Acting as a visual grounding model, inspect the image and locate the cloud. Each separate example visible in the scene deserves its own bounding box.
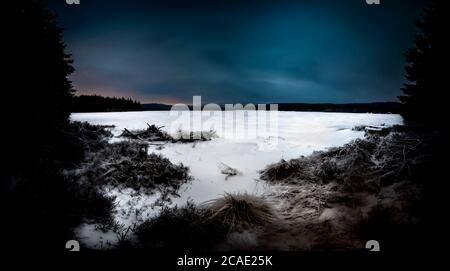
[50,0,426,104]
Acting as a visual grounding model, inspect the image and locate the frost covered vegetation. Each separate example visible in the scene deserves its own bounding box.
[65,140,190,193]
[205,193,277,231]
[48,121,431,251]
[117,126,430,251]
[134,194,278,250]
[4,119,193,248]
[60,122,192,239]
[256,126,430,250]
[134,202,229,250]
[261,127,431,188]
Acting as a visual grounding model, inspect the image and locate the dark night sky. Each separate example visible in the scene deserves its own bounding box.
[49,0,426,104]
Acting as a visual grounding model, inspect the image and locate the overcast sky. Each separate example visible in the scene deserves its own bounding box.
[49,0,426,104]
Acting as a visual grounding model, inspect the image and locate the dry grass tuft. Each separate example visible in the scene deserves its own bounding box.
[204,193,277,230]
[134,202,229,250]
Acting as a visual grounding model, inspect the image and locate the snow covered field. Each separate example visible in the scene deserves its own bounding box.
[71,111,402,248]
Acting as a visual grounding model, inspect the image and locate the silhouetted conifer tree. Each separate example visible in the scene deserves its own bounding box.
[7,0,74,171]
[399,0,445,126]
[3,0,76,251]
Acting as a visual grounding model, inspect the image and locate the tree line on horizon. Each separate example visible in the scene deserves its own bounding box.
[72,94,142,112]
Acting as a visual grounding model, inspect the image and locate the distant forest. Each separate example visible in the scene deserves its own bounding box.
[142,101,401,113]
[71,95,400,113]
[72,95,142,112]
[275,102,401,113]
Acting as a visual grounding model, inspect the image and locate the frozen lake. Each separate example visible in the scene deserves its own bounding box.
[71,110,402,248]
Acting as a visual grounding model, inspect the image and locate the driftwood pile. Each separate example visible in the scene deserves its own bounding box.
[119,123,217,143]
[120,124,171,141]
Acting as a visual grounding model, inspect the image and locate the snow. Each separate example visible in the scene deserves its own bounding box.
[74,223,117,250]
[70,110,403,248]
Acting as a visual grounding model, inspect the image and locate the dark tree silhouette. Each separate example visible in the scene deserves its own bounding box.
[3,0,78,251]
[399,0,445,126]
[398,1,448,254]
[7,0,75,172]
[12,0,74,124]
